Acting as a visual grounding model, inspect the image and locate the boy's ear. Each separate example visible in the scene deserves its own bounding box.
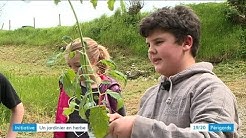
[183,35,193,51]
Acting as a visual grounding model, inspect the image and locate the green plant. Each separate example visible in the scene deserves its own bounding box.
[239,27,246,59]
[226,0,246,25]
[51,0,127,138]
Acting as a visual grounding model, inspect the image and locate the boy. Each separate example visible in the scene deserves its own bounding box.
[108,5,239,138]
[0,73,24,138]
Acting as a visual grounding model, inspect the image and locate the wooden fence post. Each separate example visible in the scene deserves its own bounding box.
[9,20,10,30]
[59,14,61,26]
[33,17,35,28]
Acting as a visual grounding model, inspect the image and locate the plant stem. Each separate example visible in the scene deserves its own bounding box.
[67,0,95,105]
[68,0,84,52]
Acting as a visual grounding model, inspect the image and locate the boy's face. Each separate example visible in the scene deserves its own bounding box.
[146,29,193,77]
[67,51,81,73]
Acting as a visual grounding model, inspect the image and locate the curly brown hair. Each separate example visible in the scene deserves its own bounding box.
[139,5,201,57]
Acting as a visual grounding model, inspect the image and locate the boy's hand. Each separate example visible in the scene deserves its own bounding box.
[108,113,136,138]
[108,113,123,123]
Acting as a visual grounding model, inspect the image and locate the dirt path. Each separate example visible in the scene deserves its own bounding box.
[229,80,246,137]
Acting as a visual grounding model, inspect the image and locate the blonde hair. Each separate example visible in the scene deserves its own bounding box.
[65,37,110,74]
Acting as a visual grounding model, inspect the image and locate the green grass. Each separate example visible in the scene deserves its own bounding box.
[0,71,59,118]
[0,67,61,137]
[191,3,242,61]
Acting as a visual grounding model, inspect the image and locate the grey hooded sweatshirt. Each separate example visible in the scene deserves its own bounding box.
[131,62,239,138]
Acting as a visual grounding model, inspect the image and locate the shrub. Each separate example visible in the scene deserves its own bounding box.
[225,0,246,25]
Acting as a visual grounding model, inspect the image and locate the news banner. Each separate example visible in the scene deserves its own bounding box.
[190,123,234,132]
[13,123,234,133]
[13,123,88,132]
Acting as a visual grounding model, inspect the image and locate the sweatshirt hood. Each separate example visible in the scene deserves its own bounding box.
[159,62,214,84]
[158,62,214,104]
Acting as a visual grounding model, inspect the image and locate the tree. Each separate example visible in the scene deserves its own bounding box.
[128,0,144,15]
[226,0,246,25]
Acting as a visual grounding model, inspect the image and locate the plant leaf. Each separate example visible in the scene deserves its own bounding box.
[120,0,126,13]
[99,59,117,70]
[63,107,74,117]
[108,70,127,86]
[63,99,78,118]
[89,106,109,138]
[106,90,124,110]
[62,35,73,44]
[54,0,61,5]
[69,51,76,59]
[107,0,115,11]
[90,0,98,9]
[69,100,78,108]
[84,79,95,84]
[46,52,63,66]
[61,69,76,97]
[79,98,90,120]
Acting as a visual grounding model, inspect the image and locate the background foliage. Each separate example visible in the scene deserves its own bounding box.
[0,2,245,62]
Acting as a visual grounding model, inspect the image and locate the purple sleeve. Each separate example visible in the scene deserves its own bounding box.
[108,84,126,116]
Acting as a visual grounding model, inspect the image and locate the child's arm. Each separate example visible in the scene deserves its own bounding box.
[6,102,24,138]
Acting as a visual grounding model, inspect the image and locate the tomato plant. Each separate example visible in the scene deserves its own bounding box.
[49,0,127,137]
